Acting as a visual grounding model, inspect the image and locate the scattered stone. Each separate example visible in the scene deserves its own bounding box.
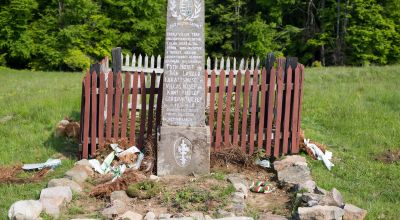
[332,188,344,207]
[273,155,307,172]
[40,186,72,217]
[65,165,93,183]
[214,217,254,220]
[110,191,132,203]
[101,200,128,219]
[277,164,312,186]
[159,213,173,219]
[298,205,345,220]
[232,202,246,214]
[149,175,160,182]
[119,211,143,220]
[227,174,248,198]
[48,178,82,193]
[297,180,316,193]
[205,215,213,220]
[75,159,92,168]
[301,193,325,204]
[259,213,289,220]
[307,200,319,207]
[0,115,13,124]
[343,204,367,220]
[144,211,156,220]
[217,209,236,218]
[8,200,42,220]
[189,212,205,220]
[315,186,329,195]
[232,192,245,203]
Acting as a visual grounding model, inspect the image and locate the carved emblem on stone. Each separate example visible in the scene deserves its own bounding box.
[173,137,192,167]
[169,0,201,21]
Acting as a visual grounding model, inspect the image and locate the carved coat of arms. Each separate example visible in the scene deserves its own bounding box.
[169,0,201,21]
[173,137,193,167]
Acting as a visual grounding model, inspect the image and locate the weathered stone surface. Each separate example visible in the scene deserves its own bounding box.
[75,159,92,168]
[159,213,173,219]
[40,186,72,216]
[297,180,316,193]
[277,164,312,186]
[273,155,307,172]
[259,213,289,220]
[157,125,210,176]
[65,165,93,183]
[144,212,156,220]
[149,175,160,182]
[214,217,253,220]
[110,191,131,204]
[119,211,143,220]
[232,192,245,202]
[204,215,213,220]
[302,192,343,207]
[298,205,345,220]
[315,186,329,195]
[189,212,205,220]
[8,200,42,220]
[227,175,248,198]
[332,188,344,207]
[48,178,82,193]
[343,204,367,220]
[162,0,206,127]
[217,209,235,218]
[101,200,128,219]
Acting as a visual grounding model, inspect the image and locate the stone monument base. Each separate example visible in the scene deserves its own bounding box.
[157,125,210,176]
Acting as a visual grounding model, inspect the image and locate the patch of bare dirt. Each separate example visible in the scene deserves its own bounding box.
[375,149,400,164]
[0,165,51,184]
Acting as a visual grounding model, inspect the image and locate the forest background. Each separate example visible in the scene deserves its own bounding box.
[0,0,399,71]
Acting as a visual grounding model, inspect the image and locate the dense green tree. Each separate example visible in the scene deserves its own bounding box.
[0,0,399,70]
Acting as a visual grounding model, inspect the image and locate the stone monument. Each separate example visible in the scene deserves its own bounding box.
[157,0,210,176]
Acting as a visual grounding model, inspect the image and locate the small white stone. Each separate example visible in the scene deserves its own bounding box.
[8,200,42,220]
[40,186,72,217]
[149,175,160,182]
[144,211,156,220]
[48,178,82,193]
[119,210,143,220]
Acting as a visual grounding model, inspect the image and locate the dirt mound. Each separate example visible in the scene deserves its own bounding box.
[375,149,400,164]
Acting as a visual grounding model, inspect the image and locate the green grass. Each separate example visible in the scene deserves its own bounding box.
[0,68,83,218]
[303,66,400,220]
[0,66,399,219]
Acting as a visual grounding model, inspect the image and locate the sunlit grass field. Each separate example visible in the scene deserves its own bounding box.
[0,65,399,219]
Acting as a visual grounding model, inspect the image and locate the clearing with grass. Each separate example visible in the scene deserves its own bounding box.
[0,66,399,219]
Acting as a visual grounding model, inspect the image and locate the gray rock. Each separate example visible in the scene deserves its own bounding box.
[302,193,325,203]
[189,212,205,220]
[259,213,289,220]
[217,209,235,218]
[101,200,128,219]
[297,180,316,193]
[144,212,156,220]
[214,217,253,220]
[277,164,312,186]
[232,192,245,203]
[119,211,143,220]
[159,213,172,219]
[110,191,131,203]
[315,186,329,195]
[343,204,367,220]
[8,200,42,220]
[332,188,344,207]
[232,202,246,214]
[65,165,93,183]
[169,218,194,220]
[307,200,319,207]
[302,192,342,207]
[227,175,248,198]
[40,186,72,217]
[273,155,307,172]
[204,215,213,220]
[149,175,160,182]
[298,205,345,220]
[75,159,92,168]
[48,178,82,193]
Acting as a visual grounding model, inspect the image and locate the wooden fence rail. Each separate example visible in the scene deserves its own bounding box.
[80,58,304,159]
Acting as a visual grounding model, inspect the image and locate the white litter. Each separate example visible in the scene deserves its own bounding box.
[22,158,62,170]
[88,144,144,181]
[255,158,271,168]
[304,139,334,170]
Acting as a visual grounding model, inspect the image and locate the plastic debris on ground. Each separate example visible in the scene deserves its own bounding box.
[89,144,144,181]
[304,139,334,170]
[250,180,273,194]
[22,158,61,170]
[255,158,271,168]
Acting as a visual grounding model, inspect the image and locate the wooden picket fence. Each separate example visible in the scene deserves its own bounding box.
[79,57,304,159]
